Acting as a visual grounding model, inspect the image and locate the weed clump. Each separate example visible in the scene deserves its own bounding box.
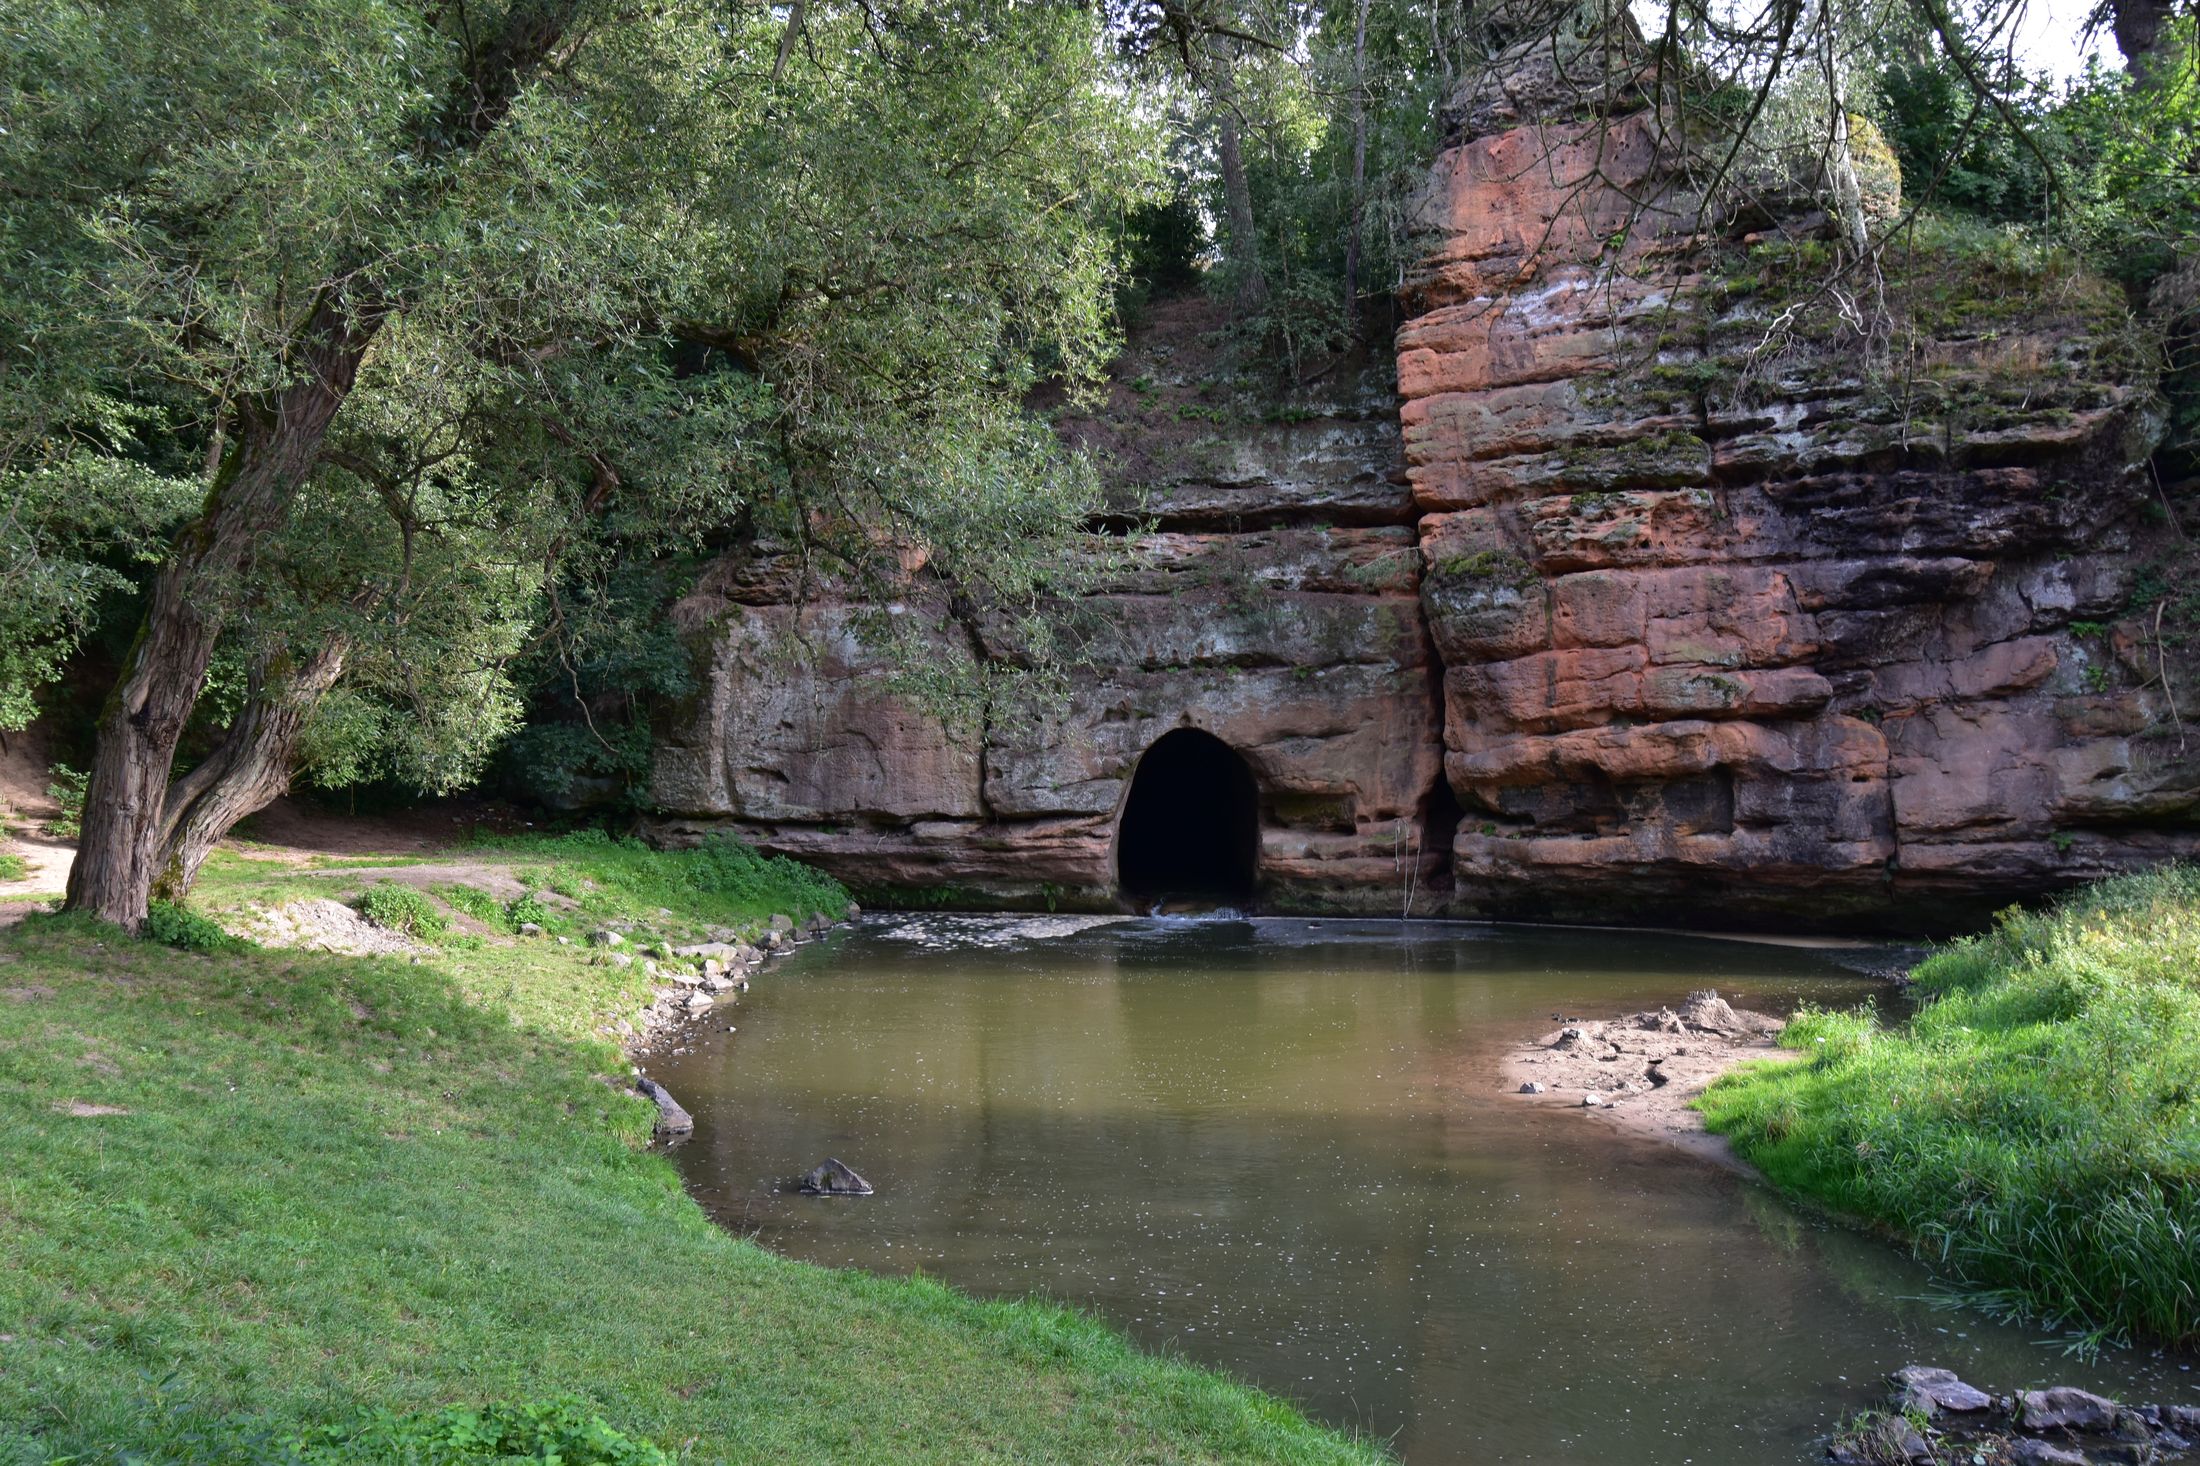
[43,764,86,840]
[143,899,248,954]
[297,1397,671,1464]
[353,882,449,941]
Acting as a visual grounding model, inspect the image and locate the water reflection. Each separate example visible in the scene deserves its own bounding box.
[655,916,2191,1464]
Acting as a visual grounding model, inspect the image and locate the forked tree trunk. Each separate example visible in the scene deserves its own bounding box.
[64,0,581,930]
[68,370,369,928]
[150,640,349,903]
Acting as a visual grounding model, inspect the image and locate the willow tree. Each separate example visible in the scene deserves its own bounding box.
[0,0,1155,927]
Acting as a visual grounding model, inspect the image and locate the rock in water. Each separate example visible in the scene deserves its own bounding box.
[2018,1387,2118,1433]
[1892,1366,1993,1416]
[635,1076,692,1134]
[801,1158,873,1196]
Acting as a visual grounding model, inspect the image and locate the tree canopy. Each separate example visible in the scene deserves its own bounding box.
[1,0,1159,921]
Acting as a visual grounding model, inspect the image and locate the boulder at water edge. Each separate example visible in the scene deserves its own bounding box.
[636,1076,692,1134]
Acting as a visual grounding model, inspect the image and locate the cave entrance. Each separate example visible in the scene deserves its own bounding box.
[1116,728,1260,908]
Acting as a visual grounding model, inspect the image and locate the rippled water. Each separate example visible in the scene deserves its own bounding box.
[653,915,2191,1463]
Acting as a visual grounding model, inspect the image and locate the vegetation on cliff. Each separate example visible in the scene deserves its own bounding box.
[1701,867,2200,1348]
[0,842,1383,1465]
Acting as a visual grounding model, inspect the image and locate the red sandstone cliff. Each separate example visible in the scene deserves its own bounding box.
[1399,37,2198,923]
[650,58,2197,927]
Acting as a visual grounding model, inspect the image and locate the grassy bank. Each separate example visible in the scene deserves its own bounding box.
[0,844,1383,1463]
[1700,866,2200,1348]
[187,831,850,1045]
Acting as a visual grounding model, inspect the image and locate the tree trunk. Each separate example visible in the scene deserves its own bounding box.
[2110,0,2174,73]
[1343,0,1372,334]
[1209,46,1268,314]
[64,0,581,930]
[68,373,368,928]
[1817,15,1871,261]
[1825,106,1872,258]
[150,640,348,903]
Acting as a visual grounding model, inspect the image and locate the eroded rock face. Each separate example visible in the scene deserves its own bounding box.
[653,72,2196,927]
[1394,50,2199,926]
[651,298,1449,914]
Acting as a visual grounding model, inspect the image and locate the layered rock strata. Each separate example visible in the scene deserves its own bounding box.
[651,299,1448,913]
[1398,41,2199,923]
[654,69,2198,926]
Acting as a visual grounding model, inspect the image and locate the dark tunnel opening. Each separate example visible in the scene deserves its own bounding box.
[1116,728,1260,907]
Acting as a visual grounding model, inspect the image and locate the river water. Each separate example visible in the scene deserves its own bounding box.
[653,915,2190,1463]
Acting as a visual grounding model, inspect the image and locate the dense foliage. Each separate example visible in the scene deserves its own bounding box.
[1701,867,2200,1348]
[0,0,1163,921]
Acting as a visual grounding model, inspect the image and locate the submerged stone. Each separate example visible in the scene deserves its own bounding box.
[801,1157,873,1196]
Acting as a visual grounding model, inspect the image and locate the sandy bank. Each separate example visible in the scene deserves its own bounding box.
[1501,989,1801,1172]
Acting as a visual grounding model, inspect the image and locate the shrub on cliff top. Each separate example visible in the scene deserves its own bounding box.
[1701,866,2200,1348]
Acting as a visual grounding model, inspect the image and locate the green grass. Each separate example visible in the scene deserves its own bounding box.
[472,830,849,930]
[354,881,451,940]
[0,871,1382,1464]
[1700,866,2200,1349]
[0,851,26,883]
[185,832,849,1046]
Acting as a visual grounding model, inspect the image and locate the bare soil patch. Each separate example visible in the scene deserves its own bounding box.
[235,794,532,860]
[0,725,75,924]
[1501,990,1799,1172]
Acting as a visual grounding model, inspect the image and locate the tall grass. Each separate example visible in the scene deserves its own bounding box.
[1700,866,2200,1348]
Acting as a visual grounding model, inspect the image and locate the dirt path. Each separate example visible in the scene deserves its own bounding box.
[0,729,72,925]
[1500,990,1801,1173]
[234,794,532,860]
[0,738,538,926]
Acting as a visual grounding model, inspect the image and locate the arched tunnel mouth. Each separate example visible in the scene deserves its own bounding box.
[1116,728,1259,908]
